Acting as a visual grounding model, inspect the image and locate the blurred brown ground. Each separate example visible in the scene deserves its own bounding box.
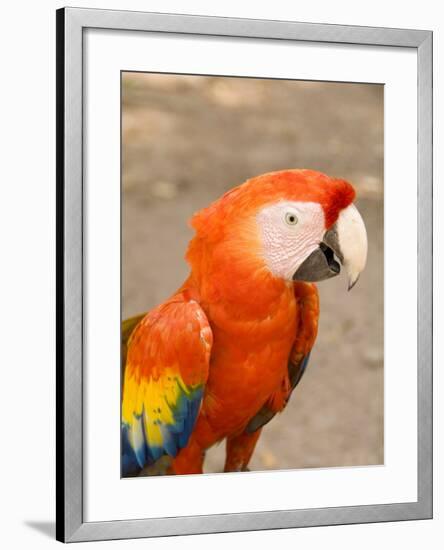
[122,73,384,473]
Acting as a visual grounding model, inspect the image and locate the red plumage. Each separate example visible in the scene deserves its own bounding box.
[122,169,356,474]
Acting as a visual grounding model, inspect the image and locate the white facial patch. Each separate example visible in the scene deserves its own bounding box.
[256,201,326,281]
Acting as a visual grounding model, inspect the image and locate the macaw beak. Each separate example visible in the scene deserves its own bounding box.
[292,203,368,290]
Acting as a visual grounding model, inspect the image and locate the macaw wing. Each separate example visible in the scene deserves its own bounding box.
[245,282,319,434]
[244,352,311,434]
[288,351,311,389]
[121,296,213,476]
[121,312,146,375]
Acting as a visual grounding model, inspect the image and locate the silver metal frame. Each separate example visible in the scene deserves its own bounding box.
[56,6,433,543]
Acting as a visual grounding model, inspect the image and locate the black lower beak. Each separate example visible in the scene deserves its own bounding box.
[292,243,341,282]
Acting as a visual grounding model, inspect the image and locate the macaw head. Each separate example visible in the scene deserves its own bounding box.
[189,169,367,290]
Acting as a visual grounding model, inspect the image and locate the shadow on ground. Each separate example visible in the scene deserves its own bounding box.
[24,521,55,539]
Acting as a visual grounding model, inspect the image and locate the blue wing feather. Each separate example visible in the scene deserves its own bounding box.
[121,386,204,476]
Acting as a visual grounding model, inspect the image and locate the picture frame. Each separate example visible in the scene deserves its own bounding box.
[56,6,433,543]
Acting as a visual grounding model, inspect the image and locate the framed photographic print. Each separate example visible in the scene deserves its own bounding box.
[56,7,433,543]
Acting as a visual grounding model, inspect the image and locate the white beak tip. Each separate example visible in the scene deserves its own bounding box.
[347,274,360,291]
[335,203,368,292]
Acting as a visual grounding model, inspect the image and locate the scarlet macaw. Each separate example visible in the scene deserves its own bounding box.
[121,169,367,475]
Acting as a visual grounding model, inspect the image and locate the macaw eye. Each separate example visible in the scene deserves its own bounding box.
[285,212,298,226]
